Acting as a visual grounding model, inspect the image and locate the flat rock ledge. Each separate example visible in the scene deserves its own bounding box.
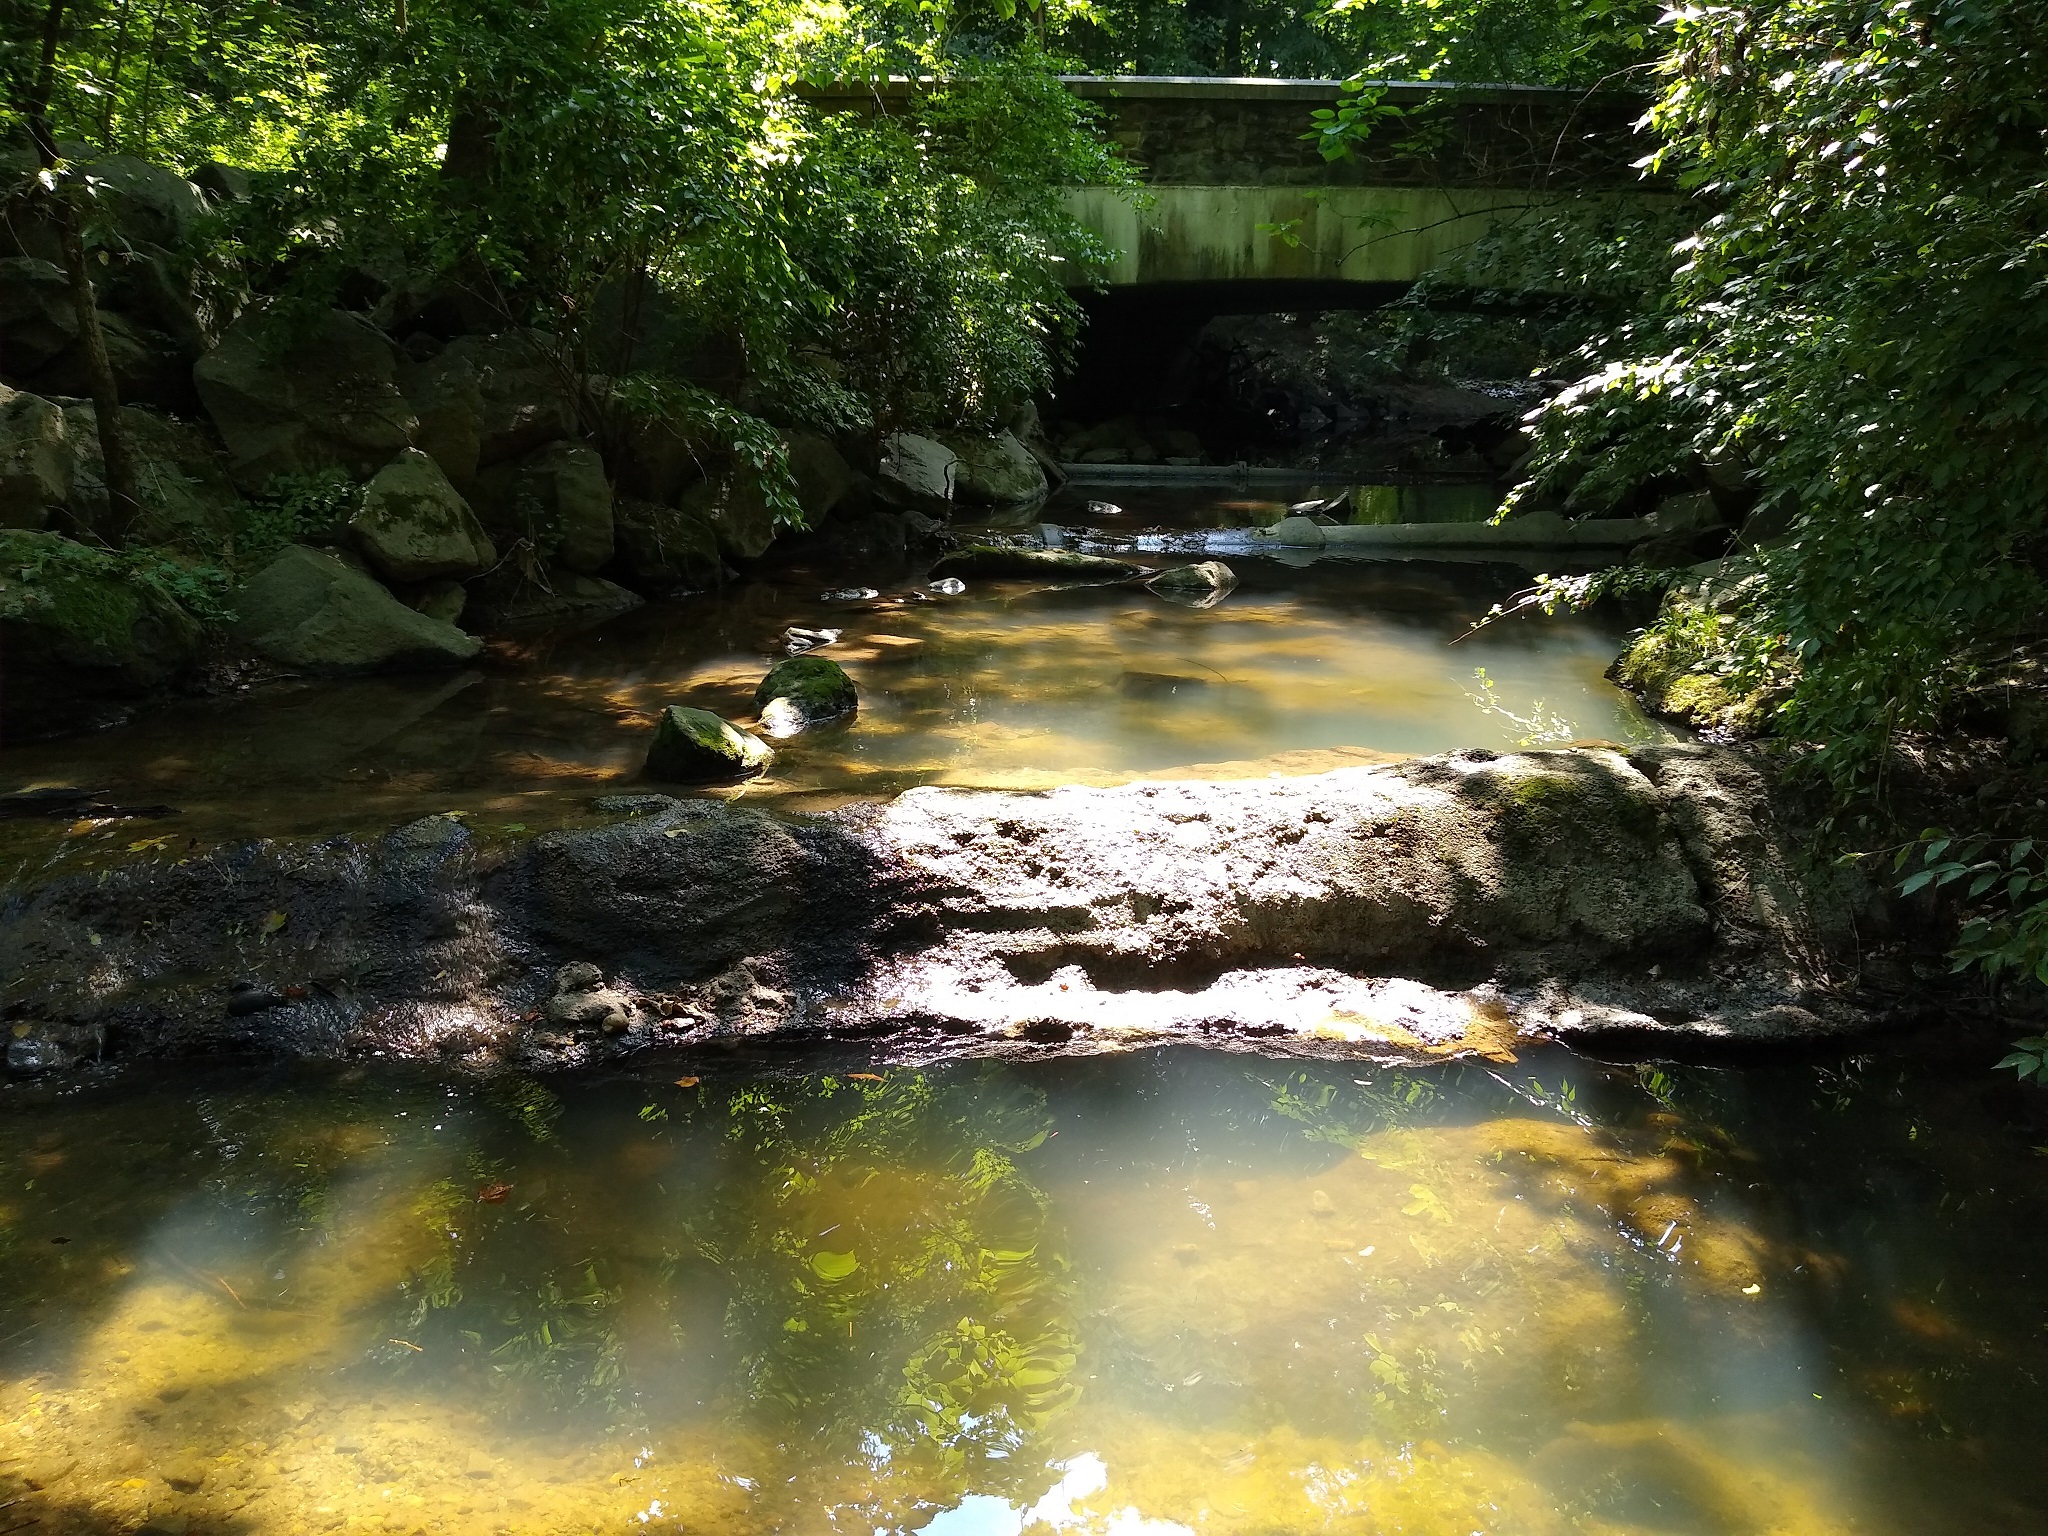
[0,745,1891,1073]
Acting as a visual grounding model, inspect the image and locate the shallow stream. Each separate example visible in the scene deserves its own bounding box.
[2,487,1665,853]
[2,1041,2043,1535]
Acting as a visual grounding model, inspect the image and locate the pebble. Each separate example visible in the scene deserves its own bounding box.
[928,578,966,595]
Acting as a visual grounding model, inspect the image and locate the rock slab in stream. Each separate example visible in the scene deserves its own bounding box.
[0,745,1885,1070]
[233,544,481,674]
[929,544,1143,581]
[755,655,857,737]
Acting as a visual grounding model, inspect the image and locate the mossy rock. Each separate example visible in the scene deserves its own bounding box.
[232,543,479,674]
[644,705,773,783]
[929,544,1142,581]
[754,654,857,738]
[0,528,204,733]
[1613,594,1773,732]
[347,448,496,582]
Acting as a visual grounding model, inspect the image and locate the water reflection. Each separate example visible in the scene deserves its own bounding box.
[2,1045,2044,1533]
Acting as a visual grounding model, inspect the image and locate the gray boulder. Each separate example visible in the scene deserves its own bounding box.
[786,430,853,522]
[644,705,774,783]
[0,258,77,375]
[194,307,418,490]
[348,448,496,583]
[61,402,240,552]
[422,332,581,468]
[755,655,857,738]
[0,386,70,529]
[1646,491,1724,536]
[233,544,480,674]
[877,432,957,514]
[678,469,776,560]
[942,430,1047,507]
[466,565,643,631]
[613,496,726,594]
[472,439,613,573]
[396,346,487,490]
[1146,560,1238,609]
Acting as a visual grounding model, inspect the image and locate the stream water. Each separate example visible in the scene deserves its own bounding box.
[1,486,1666,854]
[2,1041,2043,1536]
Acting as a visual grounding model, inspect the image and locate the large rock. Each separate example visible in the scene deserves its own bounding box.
[929,544,1142,581]
[678,469,776,561]
[785,430,853,523]
[472,440,613,574]
[612,496,725,595]
[0,528,204,730]
[941,430,1047,507]
[466,565,643,632]
[60,402,240,551]
[877,432,957,514]
[754,655,856,737]
[395,346,486,490]
[348,448,496,583]
[0,257,77,375]
[195,307,418,490]
[644,705,773,783]
[232,544,479,674]
[0,386,70,529]
[417,332,581,469]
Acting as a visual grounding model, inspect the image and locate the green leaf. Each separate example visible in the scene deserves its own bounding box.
[809,1250,859,1281]
[1900,870,1934,895]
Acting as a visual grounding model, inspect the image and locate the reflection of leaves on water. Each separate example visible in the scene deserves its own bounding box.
[1264,1069,1441,1149]
[681,1067,1081,1478]
[490,1074,563,1144]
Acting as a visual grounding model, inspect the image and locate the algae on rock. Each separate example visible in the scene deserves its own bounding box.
[645,705,773,782]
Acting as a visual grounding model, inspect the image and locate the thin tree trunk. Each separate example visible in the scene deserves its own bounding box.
[29,0,142,545]
[131,0,171,160]
[100,0,136,148]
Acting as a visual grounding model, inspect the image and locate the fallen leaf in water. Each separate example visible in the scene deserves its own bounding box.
[848,1072,884,1082]
[674,1076,700,1088]
[501,823,528,833]
[260,910,288,936]
[127,836,170,853]
[476,1183,513,1204]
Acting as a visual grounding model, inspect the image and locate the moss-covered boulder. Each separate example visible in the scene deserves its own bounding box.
[939,430,1047,507]
[754,654,857,738]
[0,386,70,530]
[929,544,1142,582]
[0,529,205,732]
[348,448,496,583]
[233,544,479,674]
[472,439,614,574]
[644,705,774,783]
[59,401,241,553]
[678,469,776,561]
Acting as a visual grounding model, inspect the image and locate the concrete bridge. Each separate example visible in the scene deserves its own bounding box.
[809,76,1647,288]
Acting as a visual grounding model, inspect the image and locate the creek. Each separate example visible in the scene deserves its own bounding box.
[1,1040,2042,1535]
[0,485,1664,856]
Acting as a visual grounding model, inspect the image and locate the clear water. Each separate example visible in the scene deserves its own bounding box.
[2,1043,2044,1535]
[0,488,1665,852]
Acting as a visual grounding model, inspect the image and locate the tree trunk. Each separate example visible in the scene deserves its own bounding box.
[29,0,142,546]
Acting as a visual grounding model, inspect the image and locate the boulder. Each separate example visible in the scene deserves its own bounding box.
[678,469,776,561]
[0,386,70,529]
[61,402,240,552]
[76,156,210,250]
[396,345,486,490]
[929,544,1143,581]
[409,578,468,627]
[420,332,581,469]
[0,257,77,375]
[612,497,725,594]
[877,432,957,514]
[194,307,418,490]
[644,705,774,783]
[472,439,613,573]
[348,448,496,583]
[189,161,253,202]
[0,529,205,729]
[1645,491,1724,536]
[786,429,853,522]
[1146,560,1238,609]
[466,565,643,631]
[33,307,197,410]
[1256,515,1327,547]
[754,655,857,738]
[941,430,1047,507]
[232,544,480,674]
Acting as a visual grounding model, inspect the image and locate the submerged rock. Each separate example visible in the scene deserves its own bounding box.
[1147,560,1238,608]
[754,655,857,737]
[644,705,773,783]
[348,448,497,582]
[233,544,480,674]
[929,544,1142,581]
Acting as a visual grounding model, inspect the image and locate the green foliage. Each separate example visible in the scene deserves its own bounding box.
[2,525,230,632]
[233,470,355,575]
[1896,833,2048,989]
[1995,1038,2048,1085]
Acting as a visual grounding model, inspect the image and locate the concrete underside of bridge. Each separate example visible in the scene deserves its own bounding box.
[1067,184,1569,286]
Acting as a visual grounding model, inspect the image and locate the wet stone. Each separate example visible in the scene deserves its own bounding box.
[643,705,773,783]
[754,655,857,739]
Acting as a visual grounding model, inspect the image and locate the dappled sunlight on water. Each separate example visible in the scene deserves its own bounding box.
[2,1047,2044,1534]
[0,534,1664,858]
